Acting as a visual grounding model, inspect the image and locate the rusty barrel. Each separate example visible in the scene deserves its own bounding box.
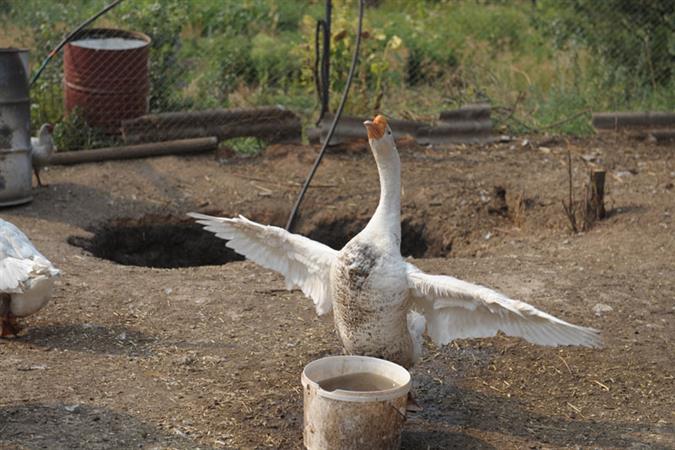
[0,48,32,207]
[64,28,151,134]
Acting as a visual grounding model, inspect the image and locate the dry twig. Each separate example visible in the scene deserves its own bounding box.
[562,148,579,233]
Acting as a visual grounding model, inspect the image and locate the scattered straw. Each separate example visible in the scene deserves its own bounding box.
[557,354,573,375]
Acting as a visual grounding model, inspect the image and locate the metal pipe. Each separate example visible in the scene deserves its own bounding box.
[49,137,218,165]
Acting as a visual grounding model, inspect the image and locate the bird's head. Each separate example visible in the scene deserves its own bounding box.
[40,123,54,136]
[363,114,396,156]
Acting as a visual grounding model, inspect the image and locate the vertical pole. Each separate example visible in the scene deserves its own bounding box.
[320,0,332,120]
[588,169,606,220]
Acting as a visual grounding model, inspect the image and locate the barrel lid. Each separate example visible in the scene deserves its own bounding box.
[67,28,151,50]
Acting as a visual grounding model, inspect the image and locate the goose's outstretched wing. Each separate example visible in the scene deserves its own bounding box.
[188,213,337,315]
[0,219,60,293]
[406,263,601,348]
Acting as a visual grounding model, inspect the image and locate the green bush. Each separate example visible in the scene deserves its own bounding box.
[537,0,674,89]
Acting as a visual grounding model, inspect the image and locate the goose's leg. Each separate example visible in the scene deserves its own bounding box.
[0,294,19,337]
[1,314,19,337]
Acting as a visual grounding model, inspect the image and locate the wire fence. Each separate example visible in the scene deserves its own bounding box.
[1,0,672,151]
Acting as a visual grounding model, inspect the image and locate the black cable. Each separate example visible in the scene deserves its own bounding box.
[285,0,365,231]
[30,0,125,88]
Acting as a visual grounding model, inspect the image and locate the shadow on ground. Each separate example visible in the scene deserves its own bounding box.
[402,430,496,449]
[0,403,216,450]
[20,323,155,356]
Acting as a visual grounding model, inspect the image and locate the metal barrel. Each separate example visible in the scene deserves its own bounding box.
[64,28,151,134]
[0,48,32,207]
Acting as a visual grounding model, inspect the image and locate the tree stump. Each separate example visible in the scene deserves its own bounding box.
[584,169,606,229]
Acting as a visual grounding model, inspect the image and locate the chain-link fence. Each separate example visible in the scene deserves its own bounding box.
[1,0,672,151]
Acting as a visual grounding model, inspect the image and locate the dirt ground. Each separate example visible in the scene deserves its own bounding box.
[0,133,673,449]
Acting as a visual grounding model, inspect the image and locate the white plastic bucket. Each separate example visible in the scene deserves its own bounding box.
[301,355,411,450]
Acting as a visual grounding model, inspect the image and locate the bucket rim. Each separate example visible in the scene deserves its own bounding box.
[67,28,151,48]
[302,355,411,402]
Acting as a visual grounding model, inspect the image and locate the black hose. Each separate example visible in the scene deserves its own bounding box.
[313,20,325,108]
[30,0,125,88]
[285,0,365,231]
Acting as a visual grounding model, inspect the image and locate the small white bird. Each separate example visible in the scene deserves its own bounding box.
[31,123,55,187]
[190,115,601,369]
[0,219,60,337]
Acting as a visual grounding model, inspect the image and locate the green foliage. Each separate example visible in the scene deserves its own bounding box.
[1,0,672,140]
[224,136,267,155]
[251,32,303,87]
[53,107,119,151]
[537,0,674,89]
[118,0,189,112]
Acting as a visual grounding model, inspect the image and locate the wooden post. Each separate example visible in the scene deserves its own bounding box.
[585,169,606,228]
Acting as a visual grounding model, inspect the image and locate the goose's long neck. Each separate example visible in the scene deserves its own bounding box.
[366,147,401,244]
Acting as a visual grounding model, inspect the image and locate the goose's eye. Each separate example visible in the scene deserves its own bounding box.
[387,129,392,135]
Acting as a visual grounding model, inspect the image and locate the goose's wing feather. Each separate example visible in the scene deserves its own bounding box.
[188,213,337,315]
[0,219,60,293]
[406,263,601,348]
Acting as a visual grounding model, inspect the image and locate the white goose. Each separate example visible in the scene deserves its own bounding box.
[0,219,60,336]
[189,115,600,368]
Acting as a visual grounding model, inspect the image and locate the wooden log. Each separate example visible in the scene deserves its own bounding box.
[121,106,302,144]
[439,104,491,122]
[123,117,301,144]
[121,106,295,128]
[416,120,495,145]
[317,114,426,145]
[592,112,675,129]
[316,111,494,145]
[648,129,675,142]
[626,128,675,142]
[50,137,218,166]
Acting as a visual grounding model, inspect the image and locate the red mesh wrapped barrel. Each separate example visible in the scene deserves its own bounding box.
[64,28,151,134]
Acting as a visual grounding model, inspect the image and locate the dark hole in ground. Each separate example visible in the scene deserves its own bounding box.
[69,210,450,269]
[68,215,243,268]
[305,217,368,251]
[305,216,442,257]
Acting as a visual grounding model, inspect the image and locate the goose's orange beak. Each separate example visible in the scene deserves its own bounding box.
[364,115,387,140]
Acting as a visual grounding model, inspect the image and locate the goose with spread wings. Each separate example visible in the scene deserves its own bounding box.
[189,115,600,368]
